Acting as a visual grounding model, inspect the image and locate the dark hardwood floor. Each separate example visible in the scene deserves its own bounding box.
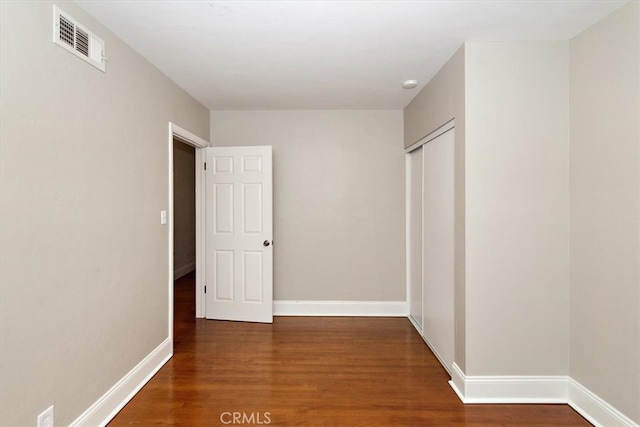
[109,272,589,426]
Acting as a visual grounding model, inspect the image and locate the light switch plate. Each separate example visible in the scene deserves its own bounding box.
[161,210,167,225]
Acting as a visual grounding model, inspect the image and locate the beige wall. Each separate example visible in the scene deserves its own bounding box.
[403,46,467,370]
[0,2,209,425]
[404,47,465,149]
[173,141,196,278]
[569,1,640,422]
[210,110,405,301]
[464,42,570,375]
[406,42,570,378]
[406,11,638,422]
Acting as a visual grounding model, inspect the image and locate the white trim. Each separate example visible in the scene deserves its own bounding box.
[174,261,196,280]
[169,123,209,149]
[273,300,408,317]
[405,153,412,328]
[405,118,455,153]
[447,363,567,404]
[168,123,210,330]
[448,365,639,425]
[195,148,206,318]
[168,127,174,347]
[568,378,639,427]
[420,145,425,335]
[69,338,172,427]
[449,363,467,401]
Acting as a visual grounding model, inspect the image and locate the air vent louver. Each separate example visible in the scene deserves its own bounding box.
[75,28,89,57]
[53,6,105,72]
[59,14,74,46]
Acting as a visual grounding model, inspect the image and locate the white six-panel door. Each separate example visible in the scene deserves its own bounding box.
[204,146,273,323]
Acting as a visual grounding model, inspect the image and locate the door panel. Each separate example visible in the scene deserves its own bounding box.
[422,129,454,372]
[214,184,233,233]
[243,251,263,302]
[408,147,423,330]
[205,146,273,323]
[214,250,234,301]
[243,183,262,233]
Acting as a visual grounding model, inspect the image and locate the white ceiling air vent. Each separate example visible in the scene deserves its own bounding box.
[53,6,106,72]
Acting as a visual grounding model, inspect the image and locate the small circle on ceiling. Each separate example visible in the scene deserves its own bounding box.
[402,80,418,89]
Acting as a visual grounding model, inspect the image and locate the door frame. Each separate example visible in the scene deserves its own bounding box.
[405,118,455,373]
[168,122,209,346]
[405,118,455,325]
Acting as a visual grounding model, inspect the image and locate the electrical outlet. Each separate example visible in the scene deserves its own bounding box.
[37,405,54,427]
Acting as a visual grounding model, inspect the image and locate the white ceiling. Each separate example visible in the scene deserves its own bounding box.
[76,0,627,110]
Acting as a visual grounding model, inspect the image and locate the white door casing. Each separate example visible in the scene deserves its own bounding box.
[168,122,209,343]
[205,146,273,323]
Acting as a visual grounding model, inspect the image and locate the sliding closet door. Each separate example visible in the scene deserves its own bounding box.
[408,147,423,330]
[422,128,454,373]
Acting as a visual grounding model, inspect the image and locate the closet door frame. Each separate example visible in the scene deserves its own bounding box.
[405,119,455,374]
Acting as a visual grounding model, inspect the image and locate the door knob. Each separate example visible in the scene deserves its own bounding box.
[263,240,270,247]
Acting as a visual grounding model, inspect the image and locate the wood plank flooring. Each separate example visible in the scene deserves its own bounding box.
[109,272,589,426]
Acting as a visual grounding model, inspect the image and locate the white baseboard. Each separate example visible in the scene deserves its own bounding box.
[174,262,195,280]
[70,338,172,427]
[568,378,639,427]
[273,300,408,317]
[448,364,639,425]
[448,363,567,404]
[449,362,467,401]
[65,326,639,427]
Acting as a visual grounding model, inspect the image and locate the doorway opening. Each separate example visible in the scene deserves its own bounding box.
[173,139,196,346]
[167,122,209,352]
